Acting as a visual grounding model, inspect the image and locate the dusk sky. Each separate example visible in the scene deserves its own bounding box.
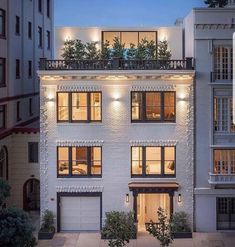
[55,0,206,27]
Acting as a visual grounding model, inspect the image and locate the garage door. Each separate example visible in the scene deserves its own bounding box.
[60,196,100,231]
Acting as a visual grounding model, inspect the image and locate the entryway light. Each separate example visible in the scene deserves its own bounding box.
[178,194,182,203]
[126,193,130,203]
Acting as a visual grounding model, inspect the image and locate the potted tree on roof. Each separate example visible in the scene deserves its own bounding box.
[38,210,55,240]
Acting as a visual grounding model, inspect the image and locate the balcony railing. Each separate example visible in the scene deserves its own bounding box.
[39,57,194,71]
[210,72,233,82]
[209,173,235,184]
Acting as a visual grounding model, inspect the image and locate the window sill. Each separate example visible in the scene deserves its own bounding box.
[130,177,177,180]
[57,177,103,181]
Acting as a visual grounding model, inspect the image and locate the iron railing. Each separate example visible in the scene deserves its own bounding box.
[210,72,233,82]
[39,57,194,71]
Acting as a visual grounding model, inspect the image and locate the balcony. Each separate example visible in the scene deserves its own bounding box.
[209,173,235,185]
[39,57,194,71]
[210,72,233,83]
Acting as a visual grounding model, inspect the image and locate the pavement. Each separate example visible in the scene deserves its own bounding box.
[37,232,235,247]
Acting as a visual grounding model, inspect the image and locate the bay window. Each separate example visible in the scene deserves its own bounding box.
[57,146,102,177]
[57,92,102,122]
[131,146,175,177]
[214,149,235,175]
[131,91,175,122]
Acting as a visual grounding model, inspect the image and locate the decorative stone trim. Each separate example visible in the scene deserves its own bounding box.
[56,186,104,193]
[195,24,235,29]
[57,140,104,146]
[131,85,176,91]
[57,85,101,92]
[130,140,178,146]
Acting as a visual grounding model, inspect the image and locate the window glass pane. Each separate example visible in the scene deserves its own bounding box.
[91,147,101,175]
[132,147,142,175]
[58,147,69,175]
[91,92,101,121]
[146,93,161,120]
[72,93,88,120]
[164,92,175,121]
[146,147,161,174]
[231,150,235,174]
[72,147,88,175]
[103,32,120,47]
[122,32,138,48]
[0,58,5,85]
[58,93,69,121]
[139,32,156,43]
[214,150,228,174]
[0,10,4,36]
[28,142,38,163]
[164,147,175,175]
[132,92,142,120]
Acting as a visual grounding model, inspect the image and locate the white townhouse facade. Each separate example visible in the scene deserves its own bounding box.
[0,0,53,210]
[39,27,195,232]
[184,3,235,232]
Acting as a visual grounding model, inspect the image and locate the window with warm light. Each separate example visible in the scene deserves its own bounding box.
[131,92,175,122]
[57,92,102,122]
[57,146,102,177]
[131,146,175,177]
[213,149,235,175]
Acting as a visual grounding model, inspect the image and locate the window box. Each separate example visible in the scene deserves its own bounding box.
[38,228,55,240]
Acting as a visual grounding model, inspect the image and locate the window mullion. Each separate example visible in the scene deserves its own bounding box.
[87,93,91,122]
[88,147,91,176]
[161,147,164,175]
[69,147,72,177]
[161,92,164,121]
[143,93,146,121]
[143,147,146,176]
[69,93,72,122]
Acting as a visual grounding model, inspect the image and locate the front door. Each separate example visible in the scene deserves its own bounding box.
[137,193,170,231]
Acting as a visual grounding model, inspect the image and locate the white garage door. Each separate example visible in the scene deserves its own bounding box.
[60,196,100,231]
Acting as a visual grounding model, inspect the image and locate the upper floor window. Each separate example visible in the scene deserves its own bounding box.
[57,92,102,122]
[131,146,175,177]
[0,9,6,38]
[0,58,6,86]
[15,59,20,79]
[57,146,102,177]
[38,26,42,48]
[0,105,6,129]
[214,149,235,175]
[46,30,50,49]
[214,46,233,81]
[28,60,32,78]
[131,91,175,122]
[28,142,38,163]
[29,98,33,116]
[102,31,157,48]
[28,21,32,39]
[47,0,50,18]
[214,96,235,133]
[38,0,42,13]
[15,16,20,35]
[16,101,21,121]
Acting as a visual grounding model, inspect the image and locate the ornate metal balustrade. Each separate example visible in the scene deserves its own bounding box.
[209,173,235,184]
[39,57,194,71]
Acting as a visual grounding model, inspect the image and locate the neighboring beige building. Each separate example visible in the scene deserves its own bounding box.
[0,0,53,210]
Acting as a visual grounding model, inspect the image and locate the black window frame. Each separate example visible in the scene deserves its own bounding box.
[131,146,176,178]
[15,59,20,79]
[16,101,21,121]
[38,0,42,13]
[57,91,102,123]
[57,146,102,178]
[131,91,176,123]
[46,0,50,18]
[29,98,33,116]
[0,105,6,129]
[15,15,20,35]
[28,60,32,78]
[217,197,235,230]
[28,142,39,163]
[28,21,32,39]
[46,30,50,50]
[0,58,6,87]
[0,9,6,38]
[38,26,42,48]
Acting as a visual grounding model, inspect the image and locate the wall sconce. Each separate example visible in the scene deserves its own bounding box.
[178,194,182,203]
[178,93,187,101]
[125,193,130,203]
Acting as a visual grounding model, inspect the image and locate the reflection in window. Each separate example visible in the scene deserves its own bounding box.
[58,93,69,121]
[164,147,175,175]
[72,93,88,121]
[146,147,161,174]
[131,147,143,175]
[58,147,69,175]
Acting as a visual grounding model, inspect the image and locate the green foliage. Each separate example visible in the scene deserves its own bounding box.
[101,211,136,247]
[61,39,76,60]
[146,207,173,247]
[101,40,111,59]
[171,211,191,233]
[0,207,36,247]
[40,210,55,232]
[126,43,137,60]
[204,0,228,7]
[157,40,172,60]
[111,37,126,58]
[85,41,100,60]
[135,39,148,59]
[0,178,11,206]
[74,39,86,60]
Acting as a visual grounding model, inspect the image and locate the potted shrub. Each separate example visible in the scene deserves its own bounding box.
[101,211,137,247]
[171,211,192,238]
[38,210,55,240]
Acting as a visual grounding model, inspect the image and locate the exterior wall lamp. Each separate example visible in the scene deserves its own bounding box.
[178,193,182,203]
[126,193,130,203]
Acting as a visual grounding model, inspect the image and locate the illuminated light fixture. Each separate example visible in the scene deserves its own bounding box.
[125,193,130,203]
[178,92,187,101]
[106,75,127,80]
[178,194,182,203]
[47,93,55,102]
